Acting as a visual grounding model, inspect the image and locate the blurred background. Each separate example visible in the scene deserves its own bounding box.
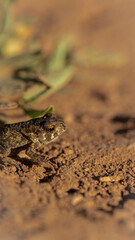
[1,0,135,120]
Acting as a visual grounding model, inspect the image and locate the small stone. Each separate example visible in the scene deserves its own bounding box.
[99,176,121,182]
[64,148,74,155]
[71,194,83,206]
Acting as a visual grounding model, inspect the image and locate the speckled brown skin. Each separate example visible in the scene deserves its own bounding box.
[0,113,66,168]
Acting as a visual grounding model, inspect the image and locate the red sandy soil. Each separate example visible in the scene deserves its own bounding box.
[0,0,135,239]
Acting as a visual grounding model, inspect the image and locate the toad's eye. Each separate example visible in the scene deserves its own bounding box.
[46,126,55,132]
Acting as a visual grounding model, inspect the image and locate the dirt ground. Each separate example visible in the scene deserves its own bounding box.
[0,0,135,239]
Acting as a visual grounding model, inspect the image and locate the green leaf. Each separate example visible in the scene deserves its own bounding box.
[47,38,72,72]
[22,65,74,103]
[74,47,126,68]
[21,105,54,118]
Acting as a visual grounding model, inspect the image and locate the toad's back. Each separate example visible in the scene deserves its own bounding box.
[0,113,66,156]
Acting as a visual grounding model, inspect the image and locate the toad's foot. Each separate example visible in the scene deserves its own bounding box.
[26,147,57,173]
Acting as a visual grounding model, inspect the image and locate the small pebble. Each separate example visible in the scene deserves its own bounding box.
[99,176,121,182]
[71,194,83,206]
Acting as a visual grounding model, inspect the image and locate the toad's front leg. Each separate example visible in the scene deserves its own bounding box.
[26,142,56,172]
